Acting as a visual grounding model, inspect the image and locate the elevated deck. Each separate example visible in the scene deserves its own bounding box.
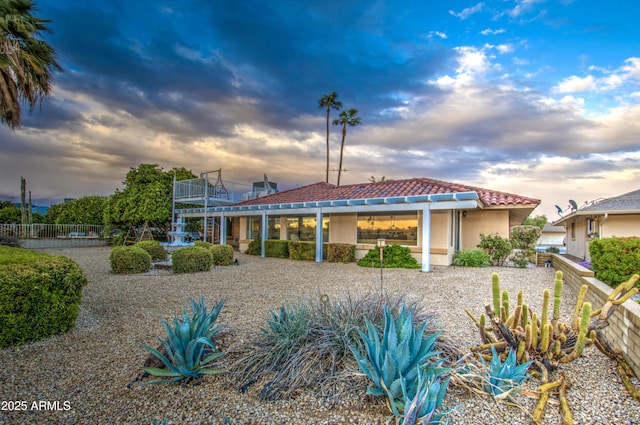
[174,172,236,206]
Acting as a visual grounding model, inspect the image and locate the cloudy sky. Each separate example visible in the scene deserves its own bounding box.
[1,0,638,219]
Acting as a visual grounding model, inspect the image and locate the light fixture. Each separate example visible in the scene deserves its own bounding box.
[462,211,468,218]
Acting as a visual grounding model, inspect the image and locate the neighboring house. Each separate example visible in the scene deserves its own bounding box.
[535,223,566,253]
[175,177,539,271]
[553,188,640,260]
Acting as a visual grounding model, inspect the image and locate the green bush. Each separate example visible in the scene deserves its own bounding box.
[357,244,420,269]
[453,249,490,267]
[194,240,212,249]
[246,237,261,255]
[589,237,640,288]
[288,241,316,261]
[211,244,234,266]
[171,246,213,273]
[510,250,531,268]
[110,246,152,274]
[265,240,289,258]
[326,243,356,263]
[478,233,512,266]
[135,240,166,261]
[510,225,541,250]
[0,247,88,348]
[546,246,560,253]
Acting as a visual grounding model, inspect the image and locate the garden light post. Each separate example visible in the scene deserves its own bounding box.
[377,238,386,296]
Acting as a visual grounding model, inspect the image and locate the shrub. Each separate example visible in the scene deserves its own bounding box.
[288,241,315,261]
[510,250,531,268]
[110,246,151,274]
[135,240,166,261]
[0,247,88,348]
[478,233,512,266]
[453,249,490,267]
[326,243,356,263]
[211,244,234,266]
[264,240,289,258]
[510,225,541,250]
[194,240,212,249]
[0,233,20,247]
[143,297,225,385]
[246,237,261,255]
[171,246,212,273]
[230,293,457,401]
[589,237,640,288]
[357,244,420,269]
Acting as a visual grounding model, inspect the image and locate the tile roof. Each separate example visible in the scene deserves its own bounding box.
[235,177,540,208]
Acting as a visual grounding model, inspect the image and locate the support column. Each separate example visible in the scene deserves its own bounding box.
[261,211,267,258]
[421,206,431,272]
[315,210,323,263]
[220,213,227,245]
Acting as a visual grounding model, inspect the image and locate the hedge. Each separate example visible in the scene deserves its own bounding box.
[289,241,316,261]
[171,246,213,273]
[357,244,420,269]
[326,243,356,263]
[589,237,640,288]
[265,240,289,258]
[0,247,88,348]
[110,246,152,274]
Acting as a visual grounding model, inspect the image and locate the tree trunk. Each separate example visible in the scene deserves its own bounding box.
[337,125,346,187]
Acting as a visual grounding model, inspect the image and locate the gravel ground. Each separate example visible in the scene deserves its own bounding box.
[1,247,638,425]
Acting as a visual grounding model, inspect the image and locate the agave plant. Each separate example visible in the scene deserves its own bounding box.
[483,345,532,398]
[350,306,448,417]
[143,297,225,385]
[401,368,451,425]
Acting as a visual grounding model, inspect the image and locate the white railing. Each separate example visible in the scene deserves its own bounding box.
[0,224,106,239]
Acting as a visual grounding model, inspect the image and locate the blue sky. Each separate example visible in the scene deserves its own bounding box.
[1,0,638,219]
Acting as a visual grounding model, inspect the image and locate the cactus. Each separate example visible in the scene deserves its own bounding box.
[492,273,501,316]
[552,272,563,327]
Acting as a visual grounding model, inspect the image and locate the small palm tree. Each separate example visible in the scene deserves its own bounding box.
[0,0,62,129]
[332,108,361,187]
[318,92,342,183]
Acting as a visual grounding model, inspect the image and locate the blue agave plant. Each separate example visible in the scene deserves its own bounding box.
[350,306,449,420]
[483,345,532,397]
[401,368,451,425]
[143,297,225,385]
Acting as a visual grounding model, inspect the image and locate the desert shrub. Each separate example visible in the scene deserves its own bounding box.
[510,225,541,250]
[478,233,512,266]
[511,250,531,268]
[0,247,88,348]
[194,240,212,249]
[171,246,212,273]
[230,292,458,401]
[135,240,166,261]
[110,246,151,274]
[211,244,234,266]
[326,243,356,263]
[246,237,261,255]
[0,233,20,247]
[357,244,420,269]
[264,240,289,258]
[453,249,490,267]
[288,241,315,261]
[589,237,640,288]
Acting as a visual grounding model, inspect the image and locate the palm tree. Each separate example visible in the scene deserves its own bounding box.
[0,0,61,129]
[318,92,342,183]
[332,108,361,187]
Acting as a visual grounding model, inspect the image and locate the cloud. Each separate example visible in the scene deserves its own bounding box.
[481,28,506,35]
[553,57,640,93]
[449,3,484,20]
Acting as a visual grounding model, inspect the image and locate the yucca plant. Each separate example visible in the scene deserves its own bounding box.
[350,306,448,417]
[482,345,532,398]
[142,297,225,385]
[401,369,451,425]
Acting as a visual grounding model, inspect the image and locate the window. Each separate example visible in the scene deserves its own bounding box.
[286,216,316,241]
[357,212,418,246]
[570,221,575,241]
[268,216,280,239]
[246,216,261,240]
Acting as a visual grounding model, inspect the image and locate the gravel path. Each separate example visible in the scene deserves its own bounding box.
[1,247,638,424]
